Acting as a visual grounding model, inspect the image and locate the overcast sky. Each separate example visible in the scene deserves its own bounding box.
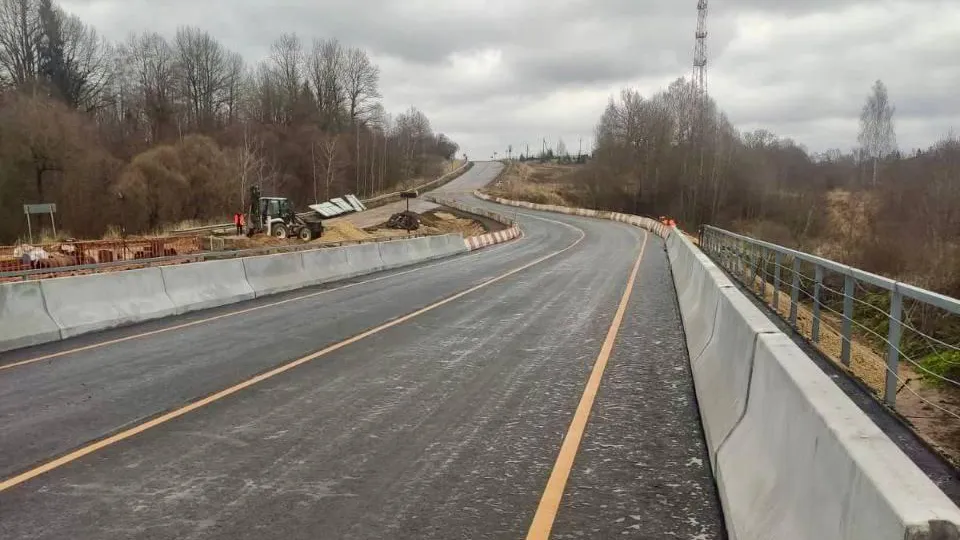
[61,0,960,160]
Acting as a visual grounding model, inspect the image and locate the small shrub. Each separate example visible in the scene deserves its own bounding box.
[918,349,960,386]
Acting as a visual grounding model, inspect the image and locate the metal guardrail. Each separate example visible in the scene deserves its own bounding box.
[701,225,960,418]
[171,163,474,236]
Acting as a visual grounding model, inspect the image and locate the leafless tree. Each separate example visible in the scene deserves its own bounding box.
[269,32,303,124]
[124,32,177,141]
[49,8,113,110]
[343,46,379,123]
[321,134,339,201]
[858,79,896,186]
[223,51,243,125]
[308,38,345,130]
[0,0,39,87]
[174,26,228,131]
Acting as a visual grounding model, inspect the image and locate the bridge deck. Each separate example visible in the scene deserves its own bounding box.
[0,166,723,539]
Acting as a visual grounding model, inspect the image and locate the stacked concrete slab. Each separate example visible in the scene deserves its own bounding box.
[0,233,467,353]
[479,192,960,540]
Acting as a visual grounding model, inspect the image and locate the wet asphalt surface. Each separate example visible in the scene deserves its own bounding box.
[0,162,723,539]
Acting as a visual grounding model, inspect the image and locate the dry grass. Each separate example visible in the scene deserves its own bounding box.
[487,162,573,206]
[740,269,960,466]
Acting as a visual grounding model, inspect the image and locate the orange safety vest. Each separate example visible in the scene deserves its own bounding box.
[239,213,245,226]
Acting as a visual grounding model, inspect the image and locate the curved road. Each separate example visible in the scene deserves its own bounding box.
[0,163,723,539]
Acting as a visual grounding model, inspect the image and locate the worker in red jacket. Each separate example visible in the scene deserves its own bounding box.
[234,212,243,235]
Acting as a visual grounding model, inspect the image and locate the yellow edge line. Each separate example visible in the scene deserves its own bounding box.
[525,231,649,540]
[1,233,527,373]
[0,222,586,493]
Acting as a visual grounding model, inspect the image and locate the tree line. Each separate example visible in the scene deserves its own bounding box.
[567,77,960,296]
[0,0,459,242]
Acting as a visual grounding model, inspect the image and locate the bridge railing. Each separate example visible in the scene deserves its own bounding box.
[701,225,960,419]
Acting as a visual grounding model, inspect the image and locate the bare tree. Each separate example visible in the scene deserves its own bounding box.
[858,79,896,186]
[247,60,281,124]
[0,0,39,87]
[124,31,177,141]
[321,134,339,200]
[39,3,113,110]
[308,38,345,130]
[222,51,244,125]
[343,46,379,122]
[174,26,228,131]
[269,32,302,124]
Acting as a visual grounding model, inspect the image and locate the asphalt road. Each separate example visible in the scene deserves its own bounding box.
[0,162,723,539]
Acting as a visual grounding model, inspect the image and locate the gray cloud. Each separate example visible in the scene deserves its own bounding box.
[62,0,960,158]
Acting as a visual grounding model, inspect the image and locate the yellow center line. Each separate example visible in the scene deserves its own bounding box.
[0,232,527,373]
[526,231,649,540]
[0,221,586,493]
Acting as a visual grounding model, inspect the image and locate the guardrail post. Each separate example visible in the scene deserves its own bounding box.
[885,287,903,406]
[841,275,855,367]
[759,248,767,297]
[773,252,783,310]
[812,265,823,343]
[790,258,800,326]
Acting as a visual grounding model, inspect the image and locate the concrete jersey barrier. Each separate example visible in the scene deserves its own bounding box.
[0,281,62,352]
[345,243,385,275]
[670,227,960,540]
[475,191,960,539]
[0,233,470,353]
[301,246,355,285]
[718,333,960,540]
[161,259,255,314]
[40,268,177,338]
[241,252,308,297]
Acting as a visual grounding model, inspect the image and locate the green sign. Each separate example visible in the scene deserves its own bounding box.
[24,203,56,215]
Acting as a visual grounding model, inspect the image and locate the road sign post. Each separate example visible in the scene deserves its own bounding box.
[23,203,57,244]
[400,191,419,233]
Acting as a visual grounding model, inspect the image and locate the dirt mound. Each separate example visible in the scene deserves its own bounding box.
[418,210,486,238]
[321,222,372,243]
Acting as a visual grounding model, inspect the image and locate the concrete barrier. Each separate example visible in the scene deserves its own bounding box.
[673,237,736,360]
[0,281,62,352]
[426,234,469,258]
[693,287,777,465]
[0,234,473,352]
[40,268,176,338]
[346,243,385,275]
[717,333,960,540]
[241,252,307,297]
[161,259,255,314]
[301,246,354,285]
[378,239,416,270]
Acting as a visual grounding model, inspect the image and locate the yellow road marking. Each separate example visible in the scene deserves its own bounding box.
[0,222,585,493]
[0,234,527,373]
[526,232,649,540]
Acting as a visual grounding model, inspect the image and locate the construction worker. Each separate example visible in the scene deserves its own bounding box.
[239,212,246,235]
[234,212,243,235]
